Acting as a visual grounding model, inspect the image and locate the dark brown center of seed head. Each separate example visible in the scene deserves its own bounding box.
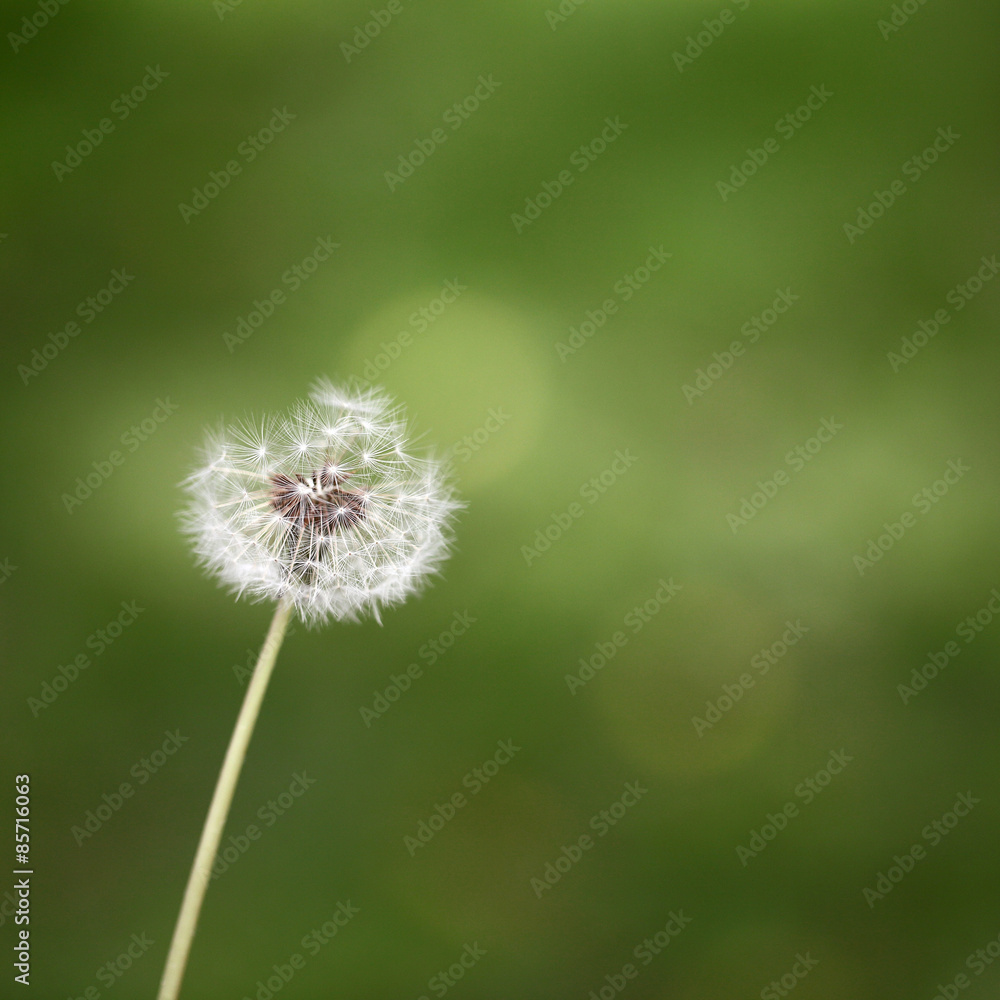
[268,464,367,535]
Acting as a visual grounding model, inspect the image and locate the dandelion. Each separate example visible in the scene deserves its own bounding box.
[158,379,460,1000]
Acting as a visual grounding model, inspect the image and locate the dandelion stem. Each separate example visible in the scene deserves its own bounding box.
[156,597,294,1000]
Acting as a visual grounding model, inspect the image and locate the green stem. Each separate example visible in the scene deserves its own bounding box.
[156,597,294,1000]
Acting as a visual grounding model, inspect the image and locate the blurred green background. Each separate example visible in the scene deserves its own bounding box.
[3,1,1000,997]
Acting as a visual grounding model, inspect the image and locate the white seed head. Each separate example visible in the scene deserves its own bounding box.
[180,379,462,625]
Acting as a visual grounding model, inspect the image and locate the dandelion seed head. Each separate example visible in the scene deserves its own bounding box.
[180,379,462,625]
